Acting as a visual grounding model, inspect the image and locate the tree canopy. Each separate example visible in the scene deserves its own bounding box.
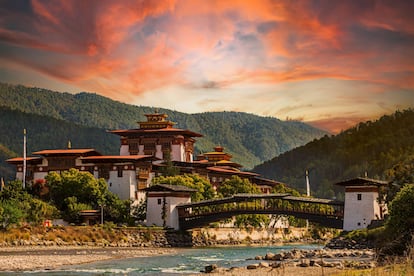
[0,180,58,230]
[46,169,132,224]
[217,175,261,197]
[152,174,215,202]
[386,184,414,235]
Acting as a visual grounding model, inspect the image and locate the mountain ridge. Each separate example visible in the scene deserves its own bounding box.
[0,82,326,169]
[253,108,414,198]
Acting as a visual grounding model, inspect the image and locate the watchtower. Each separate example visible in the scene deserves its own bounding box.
[336,177,388,231]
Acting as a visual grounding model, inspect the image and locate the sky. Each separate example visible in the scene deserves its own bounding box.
[0,0,413,133]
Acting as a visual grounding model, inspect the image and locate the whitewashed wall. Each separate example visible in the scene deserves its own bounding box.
[343,190,380,231]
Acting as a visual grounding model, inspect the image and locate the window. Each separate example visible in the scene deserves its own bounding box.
[98,166,110,179]
[357,194,362,200]
[117,167,123,177]
[157,198,162,205]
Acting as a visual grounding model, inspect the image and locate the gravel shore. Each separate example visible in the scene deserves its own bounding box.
[0,246,178,271]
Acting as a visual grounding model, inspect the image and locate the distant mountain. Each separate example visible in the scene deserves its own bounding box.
[253,109,414,199]
[0,82,326,171]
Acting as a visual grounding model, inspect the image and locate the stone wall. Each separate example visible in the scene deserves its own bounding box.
[0,226,326,248]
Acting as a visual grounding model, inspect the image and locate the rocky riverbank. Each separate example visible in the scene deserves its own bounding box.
[201,248,376,275]
[325,235,374,249]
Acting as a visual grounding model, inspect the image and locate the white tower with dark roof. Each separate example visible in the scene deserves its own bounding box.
[336,177,388,231]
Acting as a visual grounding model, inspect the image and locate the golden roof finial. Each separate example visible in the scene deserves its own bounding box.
[67,140,72,149]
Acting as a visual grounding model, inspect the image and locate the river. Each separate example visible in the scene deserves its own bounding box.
[14,244,321,275]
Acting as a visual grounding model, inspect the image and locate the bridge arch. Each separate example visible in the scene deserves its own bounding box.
[177,193,344,229]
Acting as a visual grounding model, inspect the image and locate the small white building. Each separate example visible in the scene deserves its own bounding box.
[336,177,388,231]
[146,184,196,230]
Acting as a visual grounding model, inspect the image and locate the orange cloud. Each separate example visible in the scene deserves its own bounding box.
[0,0,413,134]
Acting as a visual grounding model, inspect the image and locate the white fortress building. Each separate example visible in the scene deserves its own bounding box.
[7,149,155,204]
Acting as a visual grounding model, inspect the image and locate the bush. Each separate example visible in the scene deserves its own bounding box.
[0,200,23,230]
[386,184,414,235]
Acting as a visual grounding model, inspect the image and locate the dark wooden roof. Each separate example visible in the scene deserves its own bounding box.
[145,184,197,193]
[177,193,344,208]
[81,155,156,163]
[283,195,344,206]
[6,156,43,165]
[109,128,203,137]
[33,149,101,156]
[335,177,388,187]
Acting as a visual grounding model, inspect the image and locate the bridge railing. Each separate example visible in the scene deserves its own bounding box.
[178,195,344,219]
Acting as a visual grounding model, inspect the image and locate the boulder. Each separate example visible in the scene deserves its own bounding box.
[298,260,310,267]
[271,262,283,268]
[272,253,284,261]
[259,262,270,268]
[204,264,218,273]
[247,264,259,269]
[265,252,275,260]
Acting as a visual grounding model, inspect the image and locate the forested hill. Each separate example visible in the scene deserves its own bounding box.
[0,82,326,169]
[0,106,120,180]
[253,109,414,199]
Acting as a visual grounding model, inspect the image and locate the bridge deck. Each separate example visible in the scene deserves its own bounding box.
[177,193,344,229]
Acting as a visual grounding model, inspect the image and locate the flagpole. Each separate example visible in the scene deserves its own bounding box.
[23,129,26,189]
[305,170,310,229]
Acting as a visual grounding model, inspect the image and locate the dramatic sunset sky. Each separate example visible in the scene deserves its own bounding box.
[0,0,413,133]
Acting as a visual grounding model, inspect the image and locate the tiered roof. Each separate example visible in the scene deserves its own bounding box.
[109,111,203,138]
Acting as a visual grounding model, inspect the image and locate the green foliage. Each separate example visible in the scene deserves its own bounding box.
[217,175,260,197]
[384,156,414,203]
[103,195,132,224]
[386,184,414,235]
[271,183,301,196]
[343,229,368,241]
[46,169,107,210]
[64,197,92,223]
[254,109,414,198]
[152,174,215,202]
[159,151,180,176]
[131,199,147,221]
[26,198,59,224]
[46,169,130,224]
[234,214,270,228]
[0,180,28,201]
[0,200,23,230]
[217,176,269,227]
[0,180,57,227]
